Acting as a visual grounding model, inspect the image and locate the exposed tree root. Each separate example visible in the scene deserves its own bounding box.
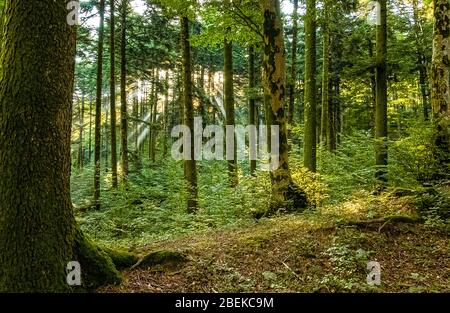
[72,229,122,290]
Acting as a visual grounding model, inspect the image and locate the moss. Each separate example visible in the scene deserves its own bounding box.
[73,229,122,290]
[132,250,188,270]
[102,247,139,269]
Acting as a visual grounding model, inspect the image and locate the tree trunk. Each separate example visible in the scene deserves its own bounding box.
[431,0,450,168]
[375,0,388,183]
[181,17,198,213]
[151,69,158,163]
[110,0,118,188]
[78,95,85,169]
[260,0,308,211]
[163,69,170,158]
[89,95,93,163]
[320,0,330,148]
[249,45,257,175]
[0,0,119,292]
[288,0,299,124]
[412,0,431,121]
[224,35,238,187]
[120,0,129,178]
[303,0,317,172]
[94,0,106,208]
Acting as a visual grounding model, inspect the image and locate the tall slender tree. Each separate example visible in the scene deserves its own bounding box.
[375,0,388,183]
[288,0,299,124]
[224,35,238,187]
[248,45,257,175]
[303,0,317,172]
[94,0,106,208]
[120,0,129,178]
[181,16,198,213]
[320,0,331,148]
[110,0,118,188]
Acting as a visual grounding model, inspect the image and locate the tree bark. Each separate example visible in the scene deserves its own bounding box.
[110,0,118,188]
[375,0,388,183]
[120,0,129,178]
[0,0,119,291]
[431,0,450,168]
[224,35,238,187]
[320,0,330,149]
[288,0,299,124]
[303,0,317,172]
[94,0,106,208]
[181,17,198,213]
[261,0,308,211]
[249,45,257,175]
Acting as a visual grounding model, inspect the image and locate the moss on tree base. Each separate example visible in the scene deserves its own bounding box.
[72,229,122,291]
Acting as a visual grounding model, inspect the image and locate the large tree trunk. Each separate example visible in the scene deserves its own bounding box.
[288,0,299,124]
[303,0,317,172]
[431,0,450,169]
[260,0,307,211]
[224,36,238,187]
[0,0,119,292]
[120,0,129,178]
[110,0,118,188]
[181,17,198,213]
[375,0,388,183]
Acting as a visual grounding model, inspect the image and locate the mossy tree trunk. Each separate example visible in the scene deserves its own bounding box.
[224,35,238,187]
[0,0,120,292]
[120,0,129,179]
[288,0,299,124]
[375,0,388,183]
[181,16,198,213]
[303,0,317,172]
[110,0,118,188]
[260,0,308,211]
[431,0,450,169]
[94,0,106,208]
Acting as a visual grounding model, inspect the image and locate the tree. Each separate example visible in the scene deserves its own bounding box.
[431,0,450,170]
[288,0,299,124]
[248,44,257,175]
[375,0,388,183]
[224,34,238,187]
[0,0,119,292]
[320,0,331,149]
[260,0,307,211]
[110,0,118,188]
[303,0,317,172]
[120,0,129,178]
[181,16,199,212]
[94,0,106,208]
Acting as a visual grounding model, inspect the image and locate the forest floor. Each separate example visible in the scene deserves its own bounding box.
[98,196,450,293]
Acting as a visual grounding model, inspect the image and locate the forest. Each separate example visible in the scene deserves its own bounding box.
[0,0,449,294]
